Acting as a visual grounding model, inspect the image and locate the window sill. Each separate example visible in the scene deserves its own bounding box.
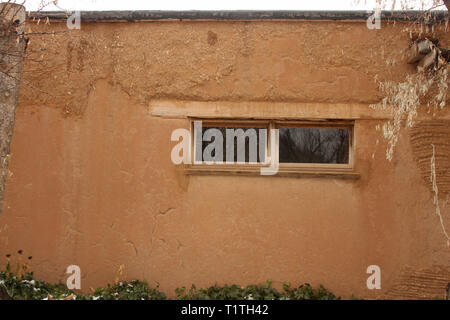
[184,165,360,179]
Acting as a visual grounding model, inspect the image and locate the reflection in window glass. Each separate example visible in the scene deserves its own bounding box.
[279,127,350,164]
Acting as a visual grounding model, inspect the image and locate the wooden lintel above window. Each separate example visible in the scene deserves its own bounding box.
[149,100,450,121]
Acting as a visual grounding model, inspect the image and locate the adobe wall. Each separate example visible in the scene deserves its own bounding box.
[0,17,449,299]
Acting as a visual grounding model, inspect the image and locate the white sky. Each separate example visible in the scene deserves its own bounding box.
[13,0,448,11]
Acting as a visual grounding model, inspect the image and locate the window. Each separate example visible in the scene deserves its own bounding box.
[279,127,349,164]
[276,122,352,168]
[188,119,356,177]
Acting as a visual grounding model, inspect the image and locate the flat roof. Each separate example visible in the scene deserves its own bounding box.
[29,10,448,22]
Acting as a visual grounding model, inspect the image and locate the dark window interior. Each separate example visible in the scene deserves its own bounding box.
[279,127,350,164]
[195,126,266,163]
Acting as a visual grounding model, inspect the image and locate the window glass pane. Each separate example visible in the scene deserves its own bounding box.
[279,127,350,164]
[195,126,266,163]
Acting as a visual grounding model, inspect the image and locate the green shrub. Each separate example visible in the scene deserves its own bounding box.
[174,280,339,300]
[0,271,73,300]
[282,282,339,300]
[84,280,166,300]
[1,252,338,300]
[1,271,340,300]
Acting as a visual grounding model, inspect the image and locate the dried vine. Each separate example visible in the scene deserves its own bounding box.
[367,2,450,244]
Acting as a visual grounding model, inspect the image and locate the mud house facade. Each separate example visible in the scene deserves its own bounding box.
[0,11,449,299]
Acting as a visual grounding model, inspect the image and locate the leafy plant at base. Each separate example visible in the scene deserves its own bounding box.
[174,280,339,300]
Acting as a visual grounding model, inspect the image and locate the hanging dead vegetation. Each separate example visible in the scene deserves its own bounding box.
[370,59,448,161]
[368,5,450,245]
[370,7,449,161]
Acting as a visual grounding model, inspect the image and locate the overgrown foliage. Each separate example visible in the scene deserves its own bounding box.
[370,65,448,161]
[174,280,339,300]
[368,5,450,245]
[0,273,339,300]
[0,252,339,300]
[0,270,339,300]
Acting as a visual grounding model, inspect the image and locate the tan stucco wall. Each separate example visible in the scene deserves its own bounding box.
[0,18,449,299]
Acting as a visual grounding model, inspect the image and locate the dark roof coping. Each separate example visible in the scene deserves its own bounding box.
[28,10,449,22]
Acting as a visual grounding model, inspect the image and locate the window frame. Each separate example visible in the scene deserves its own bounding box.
[274,120,354,170]
[187,118,357,178]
